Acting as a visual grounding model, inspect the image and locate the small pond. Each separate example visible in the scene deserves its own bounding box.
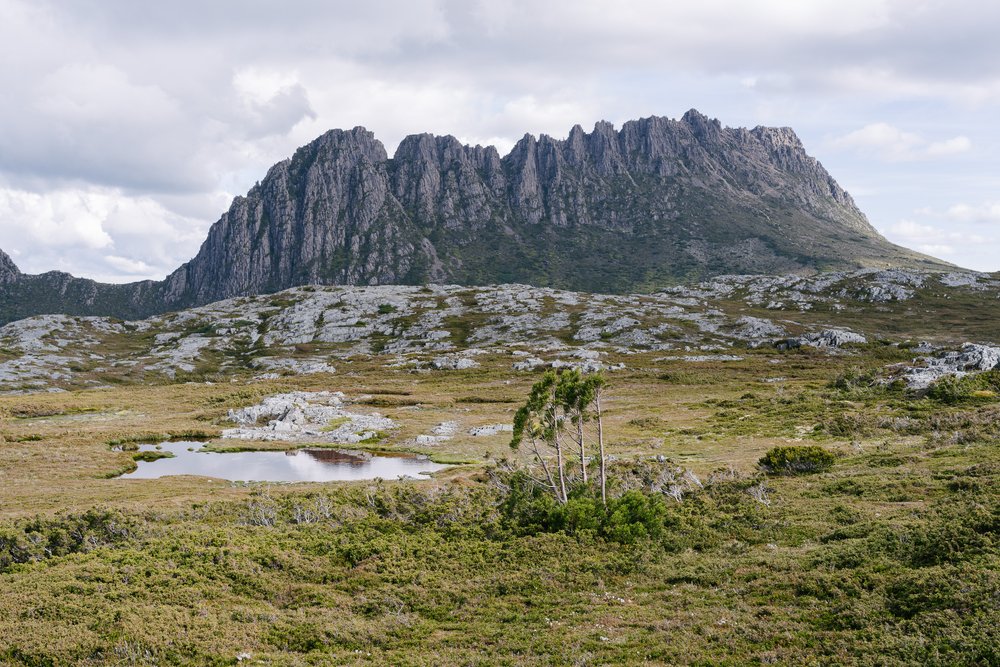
[119,441,449,482]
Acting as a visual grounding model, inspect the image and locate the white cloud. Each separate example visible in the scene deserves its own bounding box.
[943,202,1000,223]
[926,136,972,156]
[910,202,1000,225]
[889,218,988,245]
[0,185,210,282]
[104,255,154,275]
[0,189,114,250]
[35,63,180,124]
[882,218,995,268]
[832,123,971,162]
[916,243,956,255]
[890,220,937,238]
[232,68,317,139]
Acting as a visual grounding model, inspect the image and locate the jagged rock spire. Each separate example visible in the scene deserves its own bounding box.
[0,112,947,324]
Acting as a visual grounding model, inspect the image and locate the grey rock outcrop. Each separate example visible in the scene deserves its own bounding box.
[468,424,514,437]
[223,391,396,443]
[804,329,868,348]
[899,343,1000,389]
[0,249,20,285]
[0,270,995,394]
[776,328,867,350]
[431,355,480,370]
[732,316,786,341]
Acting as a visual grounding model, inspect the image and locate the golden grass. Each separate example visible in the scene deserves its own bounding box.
[0,348,877,519]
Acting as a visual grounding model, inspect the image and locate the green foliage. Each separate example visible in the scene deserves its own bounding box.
[510,369,608,506]
[184,322,217,337]
[2,447,1000,664]
[0,509,138,572]
[498,472,668,544]
[759,445,836,475]
[510,371,558,452]
[828,366,890,398]
[131,450,174,462]
[927,374,969,404]
[830,366,878,390]
[927,370,1000,405]
[511,370,607,453]
[600,491,669,544]
[893,501,1000,567]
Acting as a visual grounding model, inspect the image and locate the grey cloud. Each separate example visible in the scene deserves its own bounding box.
[241,83,318,139]
[47,0,450,58]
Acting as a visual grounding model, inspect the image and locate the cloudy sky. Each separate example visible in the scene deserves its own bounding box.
[1,0,998,281]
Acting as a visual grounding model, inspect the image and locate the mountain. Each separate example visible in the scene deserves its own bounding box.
[0,110,949,324]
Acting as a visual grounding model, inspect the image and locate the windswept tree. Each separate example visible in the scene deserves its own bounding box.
[510,369,608,505]
[511,371,567,502]
[556,369,589,483]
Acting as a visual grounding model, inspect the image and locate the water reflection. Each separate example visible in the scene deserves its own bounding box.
[119,441,448,482]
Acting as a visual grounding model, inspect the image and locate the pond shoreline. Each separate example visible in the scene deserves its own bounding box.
[117,441,451,483]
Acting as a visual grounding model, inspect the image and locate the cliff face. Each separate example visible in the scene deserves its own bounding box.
[161,127,423,305]
[0,110,948,323]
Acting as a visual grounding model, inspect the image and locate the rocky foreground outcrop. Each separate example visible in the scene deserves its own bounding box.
[0,111,947,325]
[896,344,1000,390]
[1,268,996,395]
[223,391,396,443]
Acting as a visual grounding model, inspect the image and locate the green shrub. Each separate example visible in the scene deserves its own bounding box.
[885,568,978,619]
[896,502,999,567]
[0,509,139,571]
[927,371,1000,405]
[927,374,972,404]
[759,445,835,475]
[499,472,669,544]
[829,366,880,393]
[601,491,669,544]
[820,413,871,437]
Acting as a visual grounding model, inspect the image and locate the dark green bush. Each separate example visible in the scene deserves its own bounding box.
[601,491,669,544]
[499,472,669,544]
[927,374,972,404]
[0,509,139,571]
[759,445,836,475]
[895,502,999,567]
[927,371,1000,405]
[885,569,969,619]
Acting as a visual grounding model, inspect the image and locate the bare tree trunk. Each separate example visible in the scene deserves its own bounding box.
[529,436,558,497]
[554,427,568,504]
[596,388,606,507]
[576,414,588,483]
[547,386,569,505]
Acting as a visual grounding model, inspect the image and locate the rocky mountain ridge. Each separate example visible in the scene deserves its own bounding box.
[0,110,948,324]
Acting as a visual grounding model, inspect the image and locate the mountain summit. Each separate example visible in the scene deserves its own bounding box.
[0,110,947,323]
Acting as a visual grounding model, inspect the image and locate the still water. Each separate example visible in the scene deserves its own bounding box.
[119,441,449,482]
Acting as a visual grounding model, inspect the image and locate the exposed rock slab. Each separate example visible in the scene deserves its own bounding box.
[897,344,1000,390]
[223,391,396,443]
